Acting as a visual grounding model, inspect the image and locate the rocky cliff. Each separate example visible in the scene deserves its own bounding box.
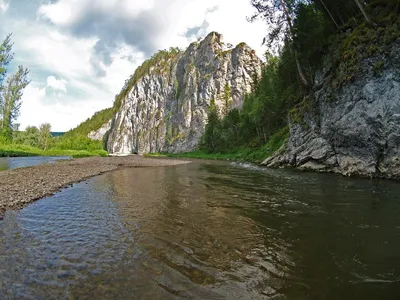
[88,120,112,141]
[106,32,263,154]
[263,41,400,179]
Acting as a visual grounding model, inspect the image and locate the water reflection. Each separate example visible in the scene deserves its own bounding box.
[103,165,272,298]
[0,156,71,171]
[0,161,400,299]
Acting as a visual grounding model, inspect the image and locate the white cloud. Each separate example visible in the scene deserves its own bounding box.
[162,0,268,57]
[37,0,156,25]
[19,84,110,132]
[0,0,9,13]
[46,76,67,93]
[36,0,268,58]
[9,23,138,131]
[4,0,268,131]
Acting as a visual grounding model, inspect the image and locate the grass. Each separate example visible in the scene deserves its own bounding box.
[0,143,108,158]
[146,127,289,164]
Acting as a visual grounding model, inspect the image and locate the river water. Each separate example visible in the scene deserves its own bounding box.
[0,160,399,299]
[0,156,71,171]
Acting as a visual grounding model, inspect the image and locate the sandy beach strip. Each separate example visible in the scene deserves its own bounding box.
[0,156,190,217]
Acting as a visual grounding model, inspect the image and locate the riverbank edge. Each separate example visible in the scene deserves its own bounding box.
[145,151,400,181]
[144,150,264,164]
[0,144,108,158]
[0,156,190,218]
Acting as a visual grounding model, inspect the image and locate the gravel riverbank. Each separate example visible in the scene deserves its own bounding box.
[0,156,189,217]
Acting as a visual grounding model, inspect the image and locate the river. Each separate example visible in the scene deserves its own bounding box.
[0,160,399,299]
[0,156,71,171]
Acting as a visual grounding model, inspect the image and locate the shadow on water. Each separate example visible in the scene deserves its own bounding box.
[0,160,400,299]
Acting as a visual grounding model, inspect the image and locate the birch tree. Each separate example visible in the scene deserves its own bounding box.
[0,34,30,140]
[0,65,30,139]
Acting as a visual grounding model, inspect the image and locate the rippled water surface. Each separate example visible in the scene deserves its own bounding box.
[0,156,71,171]
[1,160,400,299]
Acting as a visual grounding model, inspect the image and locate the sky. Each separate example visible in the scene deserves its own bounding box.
[0,0,268,132]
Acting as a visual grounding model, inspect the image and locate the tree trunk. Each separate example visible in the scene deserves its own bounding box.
[279,0,310,88]
[293,47,310,88]
[353,0,374,25]
[318,0,341,30]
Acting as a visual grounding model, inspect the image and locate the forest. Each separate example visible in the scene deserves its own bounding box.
[198,0,399,162]
[1,0,399,160]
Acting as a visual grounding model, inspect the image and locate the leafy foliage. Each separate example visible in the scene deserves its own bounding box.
[65,108,113,137]
[0,142,107,158]
[200,52,296,155]
[0,34,13,84]
[0,34,30,141]
[200,0,398,160]
[1,121,107,157]
[51,135,104,151]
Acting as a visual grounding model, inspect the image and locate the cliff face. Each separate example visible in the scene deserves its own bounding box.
[263,41,400,179]
[88,120,112,141]
[106,32,263,154]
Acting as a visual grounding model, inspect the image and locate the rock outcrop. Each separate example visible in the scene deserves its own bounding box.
[88,120,112,141]
[106,32,263,154]
[263,41,400,179]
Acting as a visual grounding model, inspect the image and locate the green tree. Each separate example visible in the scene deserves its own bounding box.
[0,34,30,141]
[250,0,310,87]
[39,123,52,150]
[0,66,30,139]
[199,0,397,156]
[23,126,40,147]
[221,83,232,117]
[0,34,13,85]
[201,98,221,152]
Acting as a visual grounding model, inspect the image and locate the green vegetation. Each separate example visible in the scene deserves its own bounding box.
[221,83,232,117]
[332,4,400,87]
[149,126,289,164]
[113,47,181,114]
[59,47,184,152]
[60,107,113,152]
[0,34,106,158]
[0,143,107,158]
[197,0,398,162]
[66,108,113,137]
[174,78,181,99]
[3,0,398,163]
[216,49,232,58]
[0,33,30,141]
[62,47,183,150]
[0,122,107,158]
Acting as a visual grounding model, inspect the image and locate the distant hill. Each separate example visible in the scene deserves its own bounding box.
[65,108,114,137]
[51,132,65,137]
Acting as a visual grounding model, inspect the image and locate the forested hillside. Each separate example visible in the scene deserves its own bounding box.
[200,0,399,163]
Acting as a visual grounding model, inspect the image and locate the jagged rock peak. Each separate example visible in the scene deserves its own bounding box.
[101,32,263,155]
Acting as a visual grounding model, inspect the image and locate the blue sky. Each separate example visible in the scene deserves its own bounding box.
[0,0,267,131]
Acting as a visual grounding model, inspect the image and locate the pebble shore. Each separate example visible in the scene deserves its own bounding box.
[0,156,189,217]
